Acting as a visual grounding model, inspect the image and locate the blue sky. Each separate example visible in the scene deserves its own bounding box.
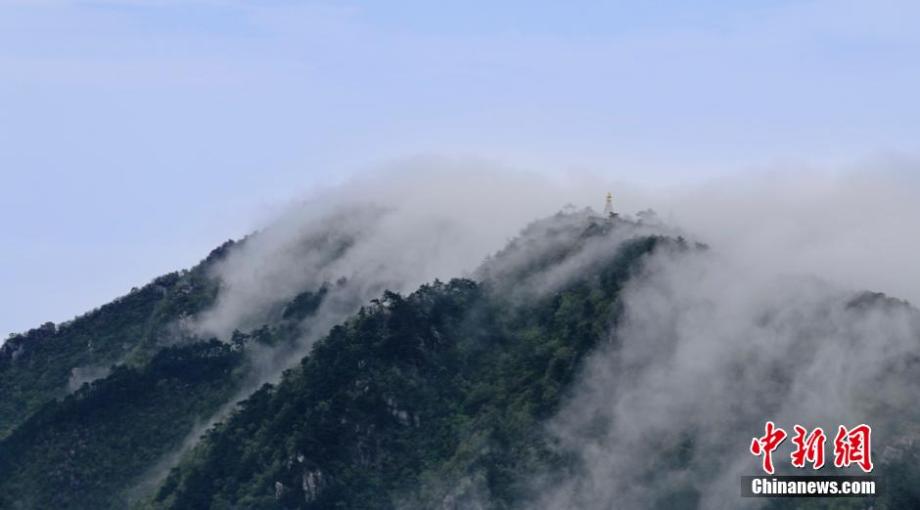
[2,0,919,334]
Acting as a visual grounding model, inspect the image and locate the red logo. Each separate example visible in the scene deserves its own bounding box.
[750,421,787,474]
[833,424,873,473]
[751,422,872,474]
[790,425,826,469]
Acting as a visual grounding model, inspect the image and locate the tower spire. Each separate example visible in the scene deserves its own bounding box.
[603,192,614,217]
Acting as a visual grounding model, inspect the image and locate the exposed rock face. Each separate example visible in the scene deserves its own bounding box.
[302,470,324,503]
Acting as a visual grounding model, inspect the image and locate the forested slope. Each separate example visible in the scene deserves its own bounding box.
[4,210,918,510]
[149,233,671,509]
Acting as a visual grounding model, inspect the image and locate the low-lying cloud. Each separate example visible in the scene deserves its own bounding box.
[532,244,920,509]
[195,160,920,346]
[190,159,611,342]
[180,157,920,509]
[524,164,920,509]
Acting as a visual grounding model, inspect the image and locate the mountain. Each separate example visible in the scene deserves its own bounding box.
[1,210,919,509]
[0,240,240,438]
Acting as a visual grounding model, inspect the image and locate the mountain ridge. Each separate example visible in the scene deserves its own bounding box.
[2,210,919,509]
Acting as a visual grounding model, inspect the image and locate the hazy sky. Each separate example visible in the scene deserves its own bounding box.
[2,0,919,334]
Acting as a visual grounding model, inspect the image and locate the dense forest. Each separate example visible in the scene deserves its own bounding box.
[1,211,918,509]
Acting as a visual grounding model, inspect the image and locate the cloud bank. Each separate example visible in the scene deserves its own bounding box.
[524,165,920,509]
[532,244,920,509]
[181,158,920,509]
[190,159,611,343]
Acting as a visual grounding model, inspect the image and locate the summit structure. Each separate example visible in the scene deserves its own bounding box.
[603,192,616,217]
